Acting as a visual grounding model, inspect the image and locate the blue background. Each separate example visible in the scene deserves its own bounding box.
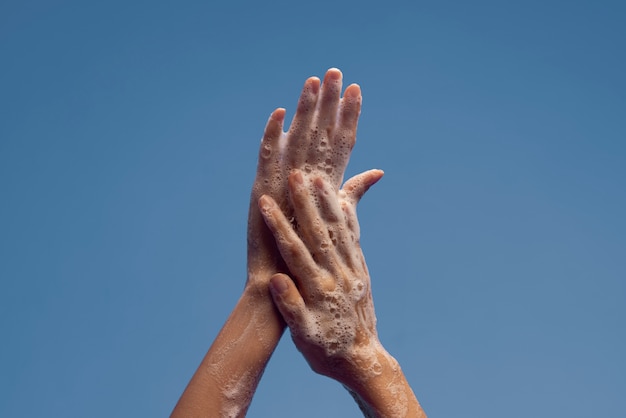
[1,1,625,416]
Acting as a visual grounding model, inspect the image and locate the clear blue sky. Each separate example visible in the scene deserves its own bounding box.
[1,1,625,417]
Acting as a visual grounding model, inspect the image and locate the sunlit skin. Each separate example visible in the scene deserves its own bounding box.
[172,69,426,417]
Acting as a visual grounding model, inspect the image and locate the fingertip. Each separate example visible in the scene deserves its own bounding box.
[343,169,385,203]
[305,76,320,94]
[269,273,291,295]
[263,109,285,144]
[362,168,384,190]
[258,194,274,212]
[271,108,286,122]
[344,83,361,99]
[269,273,305,323]
[371,169,384,183]
[313,176,324,190]
[288,169,304,186]
[325,67,343,81]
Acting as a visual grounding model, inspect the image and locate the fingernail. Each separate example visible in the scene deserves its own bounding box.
[292,170,304,185]
[345,84,360,98]
[326,68,342,80]
[259,195,273,211]
[271,275,290,294]
[306,77,320,94]
[272,108,286,122]
[313,177,324,189]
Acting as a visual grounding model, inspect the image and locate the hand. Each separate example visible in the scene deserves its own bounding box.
[259,172,427,418]
[258,169,384,382]
[247,69,363,287]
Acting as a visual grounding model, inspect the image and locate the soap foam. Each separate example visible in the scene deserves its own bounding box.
[221,369,255,418]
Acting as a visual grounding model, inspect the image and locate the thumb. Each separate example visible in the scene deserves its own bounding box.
[342,169,384,205]
[269,273,306,327]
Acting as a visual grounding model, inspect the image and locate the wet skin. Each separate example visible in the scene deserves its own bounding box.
[173,68,426,418]
[248,68,363,288]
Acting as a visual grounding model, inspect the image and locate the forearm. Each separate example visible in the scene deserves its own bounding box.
[171,284,285,418]
[343,345,427,418]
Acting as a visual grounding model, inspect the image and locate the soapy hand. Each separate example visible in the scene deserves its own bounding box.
[259,169,384,382]
[247,69,363,286]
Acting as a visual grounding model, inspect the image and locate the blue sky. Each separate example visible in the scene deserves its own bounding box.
[1,1,625,417]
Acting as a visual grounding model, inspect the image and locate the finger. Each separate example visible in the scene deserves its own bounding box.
[289,171,329,246]
[327,83,362,186]
[312,176,343,224]
[334,83,362,149]
[258,108,285,170]
[335,195,373,277]
[258,194,319,281]
[305,69,343,182]
[337,83,362,143]
[312,175,360,269]
[316,68,343,133]
[255,108,286,183]
[289,171,344,274]
[342,169,384,205]
[339,198,362,258]
[269,273,306,329]
[285,77,320,166]
[288,171,325,248]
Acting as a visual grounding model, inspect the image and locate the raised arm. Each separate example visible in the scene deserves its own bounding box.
[259,171,427,418]
[172,69,365,417]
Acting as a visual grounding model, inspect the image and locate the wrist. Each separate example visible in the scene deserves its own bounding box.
[338,341,393,388]
[246,269,277,296]
[341,344,426,418]
[243,273,290,329]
